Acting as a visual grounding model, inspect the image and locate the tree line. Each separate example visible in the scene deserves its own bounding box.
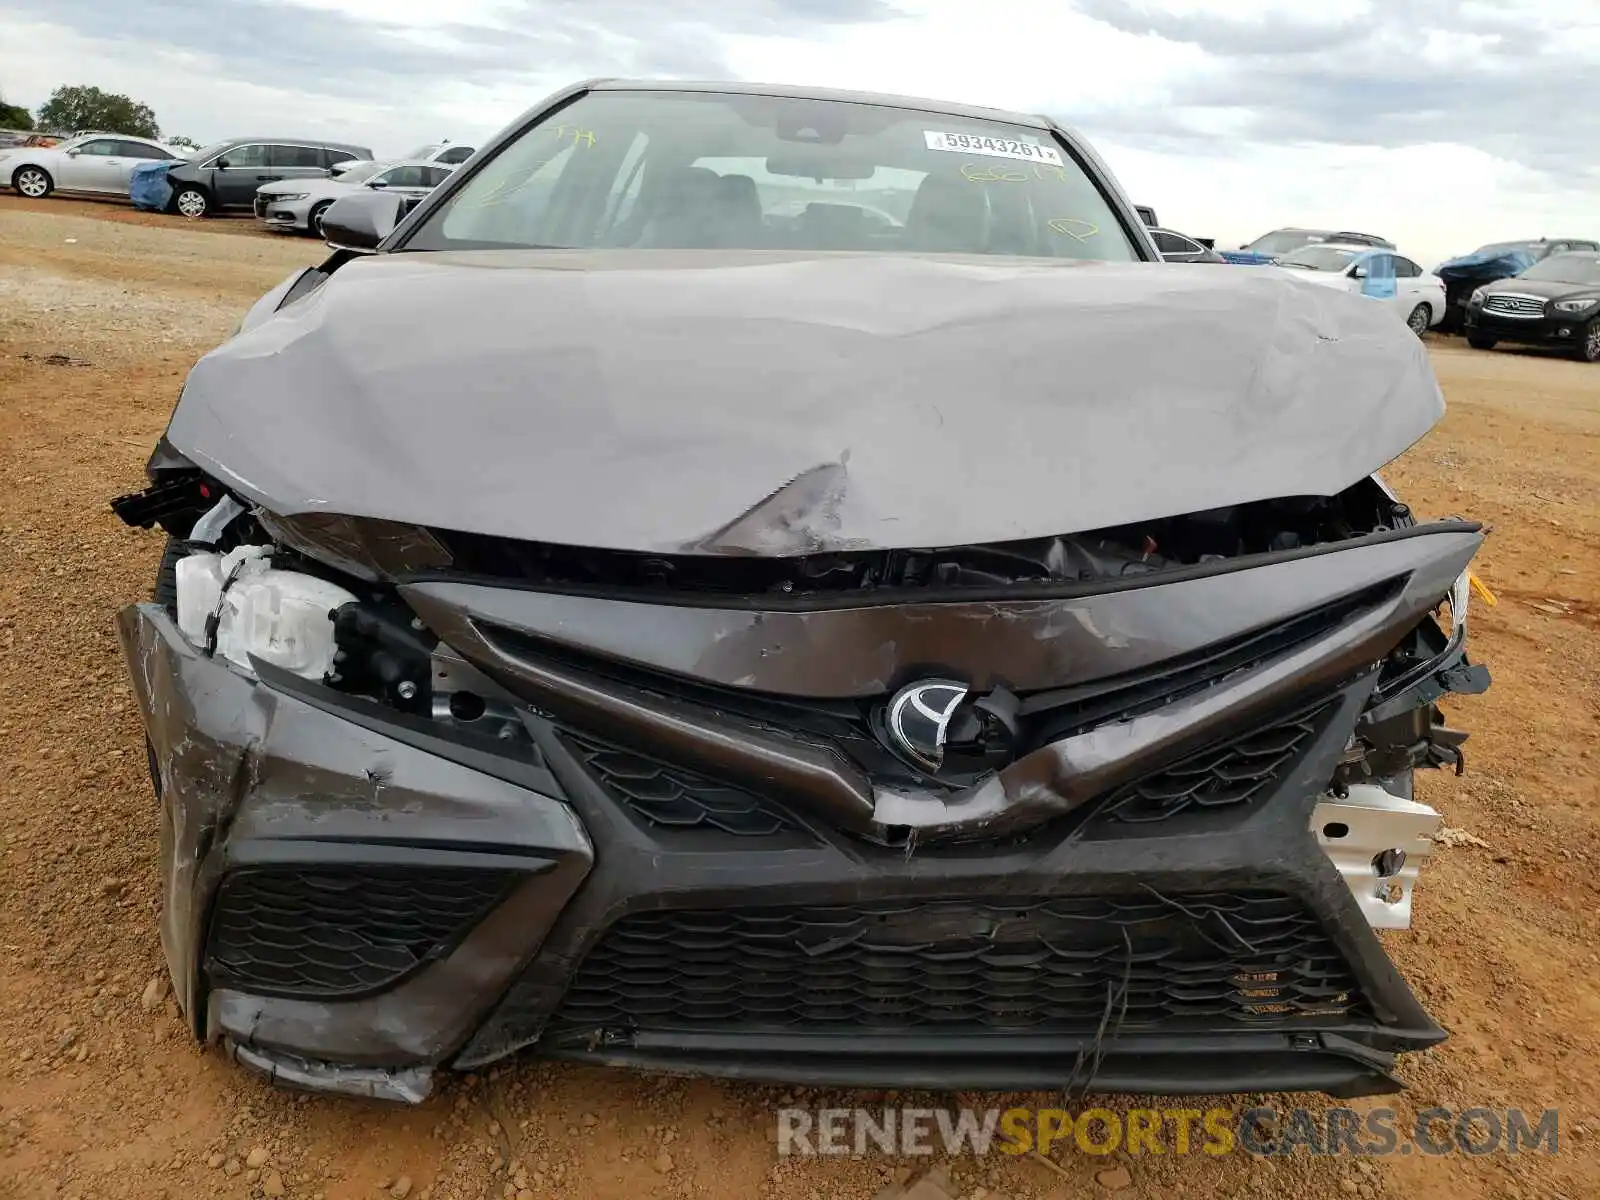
[1,84,196,147]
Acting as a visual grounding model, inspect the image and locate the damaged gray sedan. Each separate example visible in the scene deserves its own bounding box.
[111,80,1490,1102]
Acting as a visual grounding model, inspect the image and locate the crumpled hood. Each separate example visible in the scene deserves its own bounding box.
[168,249,1445,555]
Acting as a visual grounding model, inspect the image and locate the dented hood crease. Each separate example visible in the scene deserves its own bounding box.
[166,249,1445,554]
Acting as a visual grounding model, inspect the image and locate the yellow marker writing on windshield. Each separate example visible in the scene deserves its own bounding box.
[1048,217,1100,241]
[960,161,1029,183]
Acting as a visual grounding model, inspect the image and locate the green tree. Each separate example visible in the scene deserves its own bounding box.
[0,91,32,130]
[35,85,159,138]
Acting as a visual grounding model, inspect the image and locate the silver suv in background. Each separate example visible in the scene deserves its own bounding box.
[164,137,374,217]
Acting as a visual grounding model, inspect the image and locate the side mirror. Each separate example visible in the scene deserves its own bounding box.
[367,179,388,189]
[215,156,231,169]
[66,148,81,157]
[320,189,405,252]
[1351,266,1368,279]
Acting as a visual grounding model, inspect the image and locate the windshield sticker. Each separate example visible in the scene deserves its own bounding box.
[1048,217,1100,242]
[924,131,1063,166]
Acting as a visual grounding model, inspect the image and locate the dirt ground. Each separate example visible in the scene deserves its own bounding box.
[0,194,1596,1200]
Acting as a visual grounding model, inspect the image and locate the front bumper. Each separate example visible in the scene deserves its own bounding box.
[121,586,1459,1101]
[1465,307,1594,346]
[253,195,312,231]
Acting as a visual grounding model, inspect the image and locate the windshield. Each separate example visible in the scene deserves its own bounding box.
[334,161,387,183]
[190,141,234,164]
[1518,254,1600,286]
[405,90,1140,260]
[1245,230,1325,255]
[1277,246,1359,272]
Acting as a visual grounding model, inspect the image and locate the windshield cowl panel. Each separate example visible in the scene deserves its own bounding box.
[400,90,1141,263]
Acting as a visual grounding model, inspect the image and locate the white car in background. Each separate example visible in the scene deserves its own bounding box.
[254,159,457,236]
[0,133,187,200]
[404,142,477,165]
[1275,244,1447,335]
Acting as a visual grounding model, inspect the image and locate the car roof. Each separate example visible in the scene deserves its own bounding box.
[362,159,458,171]
[1271,226,1392,243]
[213,136,372,150]
[1283,242,1378,257]
[587,77,1051,128]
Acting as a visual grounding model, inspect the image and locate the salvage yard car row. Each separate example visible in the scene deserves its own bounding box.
[0,131,471,227]
[8,128,1593,359]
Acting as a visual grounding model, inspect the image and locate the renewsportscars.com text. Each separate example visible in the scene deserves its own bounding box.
[775,1106,1560,1158]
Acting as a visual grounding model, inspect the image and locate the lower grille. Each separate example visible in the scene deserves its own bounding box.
[543,892,1366,1038]
[561,730,797,838]
[205,866,517,998]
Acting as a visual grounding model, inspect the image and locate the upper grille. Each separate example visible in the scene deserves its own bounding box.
[1098,703,1331,825]
[560,730,797,838]
[205,866,517,998]
[542,892,1366,1039]
[1482,294,1544,317]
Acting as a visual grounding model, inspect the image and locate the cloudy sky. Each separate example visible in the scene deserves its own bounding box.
[3,0,1597,264]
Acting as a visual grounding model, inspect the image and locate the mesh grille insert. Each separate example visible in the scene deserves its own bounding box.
[543,892,1366,1037]
[1099,703,1332,825]
[561,731,797,837]
[205,866,517,998]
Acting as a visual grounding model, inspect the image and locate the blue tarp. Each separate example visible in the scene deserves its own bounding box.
[1435,248,1538,282]
[1217,250,1278,266]
[129,161,177,212]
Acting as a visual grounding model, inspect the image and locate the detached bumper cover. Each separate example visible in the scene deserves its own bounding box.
[118,603,593,1080]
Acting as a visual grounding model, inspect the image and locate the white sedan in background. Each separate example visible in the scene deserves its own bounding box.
[0,133,186,200]
[254,160,457,236]
[1274,244,1447,335]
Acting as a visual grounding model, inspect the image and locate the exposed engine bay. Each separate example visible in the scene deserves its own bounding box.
[114,462,1488,917]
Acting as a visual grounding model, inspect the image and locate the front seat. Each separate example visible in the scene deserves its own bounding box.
[903,174,990,254]
[714,174,764,247]
[635,166,727,248]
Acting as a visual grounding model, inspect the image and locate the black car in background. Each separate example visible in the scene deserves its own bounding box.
[1435,238,1600,333]
[1463,251,1600,361]
[164,137,374,217]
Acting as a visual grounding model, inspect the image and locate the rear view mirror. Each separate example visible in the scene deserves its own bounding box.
[320,189,405,252]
